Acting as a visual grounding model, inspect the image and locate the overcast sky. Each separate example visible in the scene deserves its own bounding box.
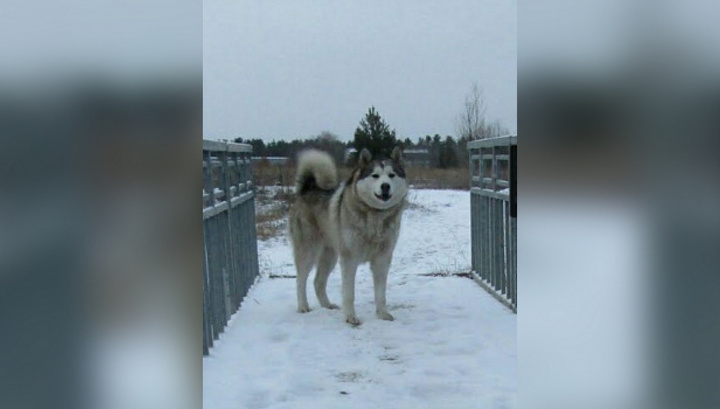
[204,0,516,142]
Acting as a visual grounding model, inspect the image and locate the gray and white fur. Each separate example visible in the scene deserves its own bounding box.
[288,147,409,325]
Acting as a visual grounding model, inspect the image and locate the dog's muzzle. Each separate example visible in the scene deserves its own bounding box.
[376,183,392,201]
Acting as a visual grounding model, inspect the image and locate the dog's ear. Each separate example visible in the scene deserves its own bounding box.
[358,148,372,167]
[391,146,404,166]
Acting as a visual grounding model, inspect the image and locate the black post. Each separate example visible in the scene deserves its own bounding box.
[510,145,517,218]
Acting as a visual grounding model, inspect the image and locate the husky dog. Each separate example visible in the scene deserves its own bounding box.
[288,147,408,325]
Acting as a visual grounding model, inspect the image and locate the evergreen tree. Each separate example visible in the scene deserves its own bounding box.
[245,138,265,156]
[443,135,459,168]
[353,106,398,157]
[457,136,469,167]
[430,134,442,167]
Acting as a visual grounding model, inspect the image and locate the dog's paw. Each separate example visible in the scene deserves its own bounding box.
[297,305,311,313]
[377,311,395,321]
[323,303,340,310]
[345,315,362,326]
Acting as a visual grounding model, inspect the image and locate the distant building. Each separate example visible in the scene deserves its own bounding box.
[403,148,430,168]
[345,147,430,168]
[251,156,289,166]
[344,148,357,165]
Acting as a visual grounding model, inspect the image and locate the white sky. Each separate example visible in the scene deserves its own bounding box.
[203,0,517,142]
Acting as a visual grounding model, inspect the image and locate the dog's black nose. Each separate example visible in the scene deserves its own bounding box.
[381,183,390,193]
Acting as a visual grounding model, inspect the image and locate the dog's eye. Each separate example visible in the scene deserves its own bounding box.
[372,174,380,178]
[388,173,396,178]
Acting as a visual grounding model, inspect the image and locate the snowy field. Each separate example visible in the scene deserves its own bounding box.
[203,190,517,409]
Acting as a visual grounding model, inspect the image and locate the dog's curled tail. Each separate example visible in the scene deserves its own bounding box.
[295,149,338,195]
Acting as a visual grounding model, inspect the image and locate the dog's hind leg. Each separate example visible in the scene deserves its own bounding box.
[295,244,319,313]
[314,246,339,309]
[371,255,394,321]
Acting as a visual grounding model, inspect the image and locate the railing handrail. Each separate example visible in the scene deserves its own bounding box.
[203,139,253,153]
[467,134,517,149]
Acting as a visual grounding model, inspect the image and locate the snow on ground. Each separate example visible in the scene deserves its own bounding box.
[203,190,516,409]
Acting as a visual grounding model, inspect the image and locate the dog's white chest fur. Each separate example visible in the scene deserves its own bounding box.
[340,211,401,259]
[331,184,404,261]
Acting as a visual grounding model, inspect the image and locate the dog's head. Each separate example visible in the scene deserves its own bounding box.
[352,146,408,210]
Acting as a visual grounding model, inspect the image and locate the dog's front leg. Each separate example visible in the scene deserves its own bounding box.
[371,255,394,321]
[340,256,361,325]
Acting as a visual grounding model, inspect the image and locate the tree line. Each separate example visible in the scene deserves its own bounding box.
[234,83,510,169]
[235,132,474,169]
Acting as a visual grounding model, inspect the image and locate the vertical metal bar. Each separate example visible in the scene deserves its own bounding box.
[217,214,228,335]
[478,193,484,281]
[228,152,238,312]
[496,198,502,292]
[510,144,517,218]
[232,152,243,311]
[209,215,224,338]
[248,154,260,281]
[470,190,475,273]
[504,199,510,298]
[492,146,497,192]
[220,150,235,319]
[205,149,223,340]
[202,219,212,355]
[240,187,248,298]
[486,195,492,286]
[473,196,477,275]
[484,196,490,283]
[469,149,476,274]
[483,195,489,283]
[510,142,517,309]
[497,198,505,295]
[489,197,495,290]
[474,193,478,274]
[203,150,215,206]
[242,153,251,289]
[512,216,517,308]
[492,146,499,292]
[492,198,498,293]
[492,197,498,290]
[478,147,483,188]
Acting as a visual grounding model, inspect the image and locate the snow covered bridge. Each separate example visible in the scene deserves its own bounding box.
[202,139,517,409]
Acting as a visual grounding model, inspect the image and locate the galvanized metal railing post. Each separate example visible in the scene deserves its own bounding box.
[468,135,517,313]
[203,140,259,356]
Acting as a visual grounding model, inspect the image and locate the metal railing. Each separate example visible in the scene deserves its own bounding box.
[203,140,259,355]
[469,135,517,313]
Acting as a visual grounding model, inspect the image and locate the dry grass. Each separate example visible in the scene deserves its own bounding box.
[406,167,470,190]
[420,271,472,279]
[254,186,294,240]
[252,162,297,187]
[252,162,353,188]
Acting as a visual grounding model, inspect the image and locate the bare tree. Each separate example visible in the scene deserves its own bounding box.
[457,82,509,140]
[479,118,510,139]
[457,82,486,140]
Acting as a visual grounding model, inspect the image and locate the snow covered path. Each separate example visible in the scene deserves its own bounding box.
[203,190,516,409]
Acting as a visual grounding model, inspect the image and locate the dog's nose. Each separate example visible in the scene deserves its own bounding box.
[381,183,390,193]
